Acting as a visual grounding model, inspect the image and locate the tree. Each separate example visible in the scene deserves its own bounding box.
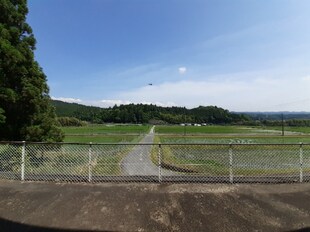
[0,0,63,141]
[0,108,5,124]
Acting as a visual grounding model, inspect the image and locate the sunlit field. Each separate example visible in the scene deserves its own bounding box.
[155,125,254,134]
[260,126,310,134]
[151,126,310,175]
[157,135,310,144]
[62,124,151,143]
[63,124,151,135]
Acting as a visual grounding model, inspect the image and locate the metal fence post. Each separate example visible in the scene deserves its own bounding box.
[229,143,233,184]
[299,142,303,183]
[21,141,25,181]
[88,142,92,182]
[158,143,162,183]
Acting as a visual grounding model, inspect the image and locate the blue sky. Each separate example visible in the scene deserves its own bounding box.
[27,0,310,111]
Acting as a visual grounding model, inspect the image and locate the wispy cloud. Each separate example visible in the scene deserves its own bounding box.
[51,96,82,103]
[98,99,176,108]
[113,73,310,111]
[100,99,131,107]
[52,71,310,111]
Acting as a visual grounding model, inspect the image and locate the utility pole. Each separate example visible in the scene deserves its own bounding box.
[281,113,284,136]
[183,107,186,136]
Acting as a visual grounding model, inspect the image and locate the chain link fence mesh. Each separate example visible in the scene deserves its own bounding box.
[0,142,309,183]
[0,143,21,180]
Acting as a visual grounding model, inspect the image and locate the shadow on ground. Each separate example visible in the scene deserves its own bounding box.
[287,229,310,232]
[0,217,113,232]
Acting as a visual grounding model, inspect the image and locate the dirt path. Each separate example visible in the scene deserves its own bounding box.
[0,180,309,232]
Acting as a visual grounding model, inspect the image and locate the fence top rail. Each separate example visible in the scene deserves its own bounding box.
[0,141,310,146]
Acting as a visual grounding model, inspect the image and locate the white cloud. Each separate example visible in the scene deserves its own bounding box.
[178,67,187,75]
[115,74,310,111]
[98,99,176,108]
[51,96,82,103]
[301,75,310,82]
[52,73,310,111]
[100,99,132,107]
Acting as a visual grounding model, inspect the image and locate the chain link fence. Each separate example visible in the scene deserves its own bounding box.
[0,141,309,183]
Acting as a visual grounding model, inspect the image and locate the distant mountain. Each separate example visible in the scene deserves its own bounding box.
[238,112,310,120]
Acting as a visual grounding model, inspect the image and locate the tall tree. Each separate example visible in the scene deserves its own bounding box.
[0,0,63,141]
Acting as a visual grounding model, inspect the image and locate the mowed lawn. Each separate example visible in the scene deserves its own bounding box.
[63,124,151,143]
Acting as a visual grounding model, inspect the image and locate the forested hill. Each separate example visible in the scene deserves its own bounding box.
[52,100,250,124]
[238,112,310,120]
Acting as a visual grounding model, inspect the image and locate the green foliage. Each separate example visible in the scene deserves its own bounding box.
[52,100,250,125]
[245,112,310,121]
[0,0,63,142]
[57,117,87,127]
[261,119,310,127]
[0,108,5,124]
[0,144,20,172]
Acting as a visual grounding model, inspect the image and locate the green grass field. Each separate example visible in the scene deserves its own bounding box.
[151,139,310,175]
[63,124,151,143]
[155,125,294,135]
[64,135,142,143]
[157,135,310,144]
[63,124,151,135]
[22,144,134,176]
[155,125,275,134]
[22,124,310,177]
[2,123,310,178]
[259,126,310,134]
[155,125,310,135]
[152,127,310,175]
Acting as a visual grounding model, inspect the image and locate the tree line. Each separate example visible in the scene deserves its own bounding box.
[53,100,310,127]
[52,100,251,125]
